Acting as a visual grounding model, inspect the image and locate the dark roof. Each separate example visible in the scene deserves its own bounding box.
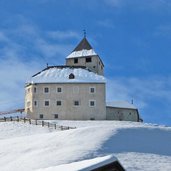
[73,37,93,51]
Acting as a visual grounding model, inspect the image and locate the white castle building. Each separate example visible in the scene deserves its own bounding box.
[25,36,140,121]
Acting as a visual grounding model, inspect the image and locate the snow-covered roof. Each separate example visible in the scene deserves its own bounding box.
[66,49,97,59]
[27,66,106,84]
[106,101,137,109]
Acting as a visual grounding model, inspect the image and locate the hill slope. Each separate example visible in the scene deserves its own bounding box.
[0,121,171,171]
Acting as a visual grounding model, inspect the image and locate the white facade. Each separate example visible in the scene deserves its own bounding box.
[25,67,106,120]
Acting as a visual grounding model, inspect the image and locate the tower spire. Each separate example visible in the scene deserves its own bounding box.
[83,29,86,38]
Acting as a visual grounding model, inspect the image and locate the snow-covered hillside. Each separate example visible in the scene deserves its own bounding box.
[0,121,171,171]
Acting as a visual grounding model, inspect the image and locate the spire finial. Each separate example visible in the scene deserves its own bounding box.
[83,29,86,38]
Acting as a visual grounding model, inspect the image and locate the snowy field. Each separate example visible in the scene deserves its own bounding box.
[0,120,171,171]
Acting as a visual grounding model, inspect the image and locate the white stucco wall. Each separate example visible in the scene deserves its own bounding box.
[25,83,106,120]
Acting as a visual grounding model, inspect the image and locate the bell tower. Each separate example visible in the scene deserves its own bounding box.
[66,37,104,76]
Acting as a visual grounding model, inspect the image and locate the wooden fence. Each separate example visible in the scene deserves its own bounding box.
[0,116,76,131]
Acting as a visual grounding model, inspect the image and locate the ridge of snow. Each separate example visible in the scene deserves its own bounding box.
[66,49,97,59]
[27,68,106,84]
[107,101,137,109]
[37,155,118,171]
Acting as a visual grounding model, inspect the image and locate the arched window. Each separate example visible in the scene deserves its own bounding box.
[69,73,75,79]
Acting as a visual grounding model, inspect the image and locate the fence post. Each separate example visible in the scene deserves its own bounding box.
[54,124,56,129]
[42,121,44,127]
[48,122,50,128]
[24,117,26,123]
[17,116,19,122]
[29,119,31,124]
[10,116,12,121]
[4,117,6,122]
[35,120,37,125]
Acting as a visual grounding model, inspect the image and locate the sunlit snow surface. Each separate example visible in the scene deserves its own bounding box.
[0,120,171,171]
[66,49,97,59]
[28,68,106,84]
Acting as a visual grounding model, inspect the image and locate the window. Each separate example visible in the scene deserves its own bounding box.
[57,87,62,93]
[54,114,58,119]
[86,57,92,63]
[74,58,78,63]
[74,100,80,106]
[39,114,43,119]
[69,73,75,79]
[34,101,37,106]
[89,87,95,93]
[56,101,62,106]
[44,87,49,93]
[89,100,96,107]
[34,87,37,93]
[45,100,50,106]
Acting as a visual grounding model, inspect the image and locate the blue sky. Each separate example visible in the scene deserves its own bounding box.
[0,0,171,126]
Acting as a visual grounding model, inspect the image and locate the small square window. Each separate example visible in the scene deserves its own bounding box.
[86,57,92,63]
[74,58,78,63]
[90,87,95,93]
[89,100,96,107]
[74,101,80,106]
[44,87,49,93]
[45,100,49,106]
[57,87,62,93]
[54,114,58,119]
[57,101,62,106]
[40,114,43,119]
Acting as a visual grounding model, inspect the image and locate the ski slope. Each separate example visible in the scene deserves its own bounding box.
[0,120,171,171]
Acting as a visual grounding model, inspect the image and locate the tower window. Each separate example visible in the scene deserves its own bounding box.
[86,57,92,63]
[74,58,78,63]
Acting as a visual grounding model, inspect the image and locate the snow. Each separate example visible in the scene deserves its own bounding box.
[107,101,137,109]
[37,155,118,171]
[66,49,97,59]
[27,67,106,84]
[0,120,171,171]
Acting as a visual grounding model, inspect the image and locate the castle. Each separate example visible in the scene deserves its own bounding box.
[25,36,140,121]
